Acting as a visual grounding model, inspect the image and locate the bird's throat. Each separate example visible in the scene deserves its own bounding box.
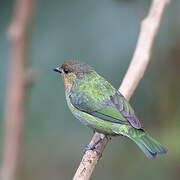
[63,73,76,90]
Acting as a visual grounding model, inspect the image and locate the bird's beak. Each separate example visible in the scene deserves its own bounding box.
[53,67,63,73]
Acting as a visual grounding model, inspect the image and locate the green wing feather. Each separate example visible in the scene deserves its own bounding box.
[69,72,142,129]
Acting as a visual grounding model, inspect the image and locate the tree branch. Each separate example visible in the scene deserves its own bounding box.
[0,0,35,180]
[73,0,170,179]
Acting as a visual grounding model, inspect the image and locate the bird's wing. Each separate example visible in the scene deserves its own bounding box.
[69,89,142,129]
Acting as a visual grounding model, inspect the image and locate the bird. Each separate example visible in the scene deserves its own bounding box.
[53,60,167,159]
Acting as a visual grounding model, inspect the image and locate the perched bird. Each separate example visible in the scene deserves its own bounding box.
[54,60,167,159]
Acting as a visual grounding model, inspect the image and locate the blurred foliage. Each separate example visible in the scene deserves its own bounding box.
[0,0,180,179]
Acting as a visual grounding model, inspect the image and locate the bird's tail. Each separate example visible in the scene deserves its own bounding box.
[128,128,167,159]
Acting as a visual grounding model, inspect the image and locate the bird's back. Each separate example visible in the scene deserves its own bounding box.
[70,71,116,103]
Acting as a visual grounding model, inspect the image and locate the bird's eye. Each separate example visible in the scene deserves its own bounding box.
[64,68,69,74]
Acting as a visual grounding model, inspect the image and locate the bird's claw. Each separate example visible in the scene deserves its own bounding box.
[83,145,102,157]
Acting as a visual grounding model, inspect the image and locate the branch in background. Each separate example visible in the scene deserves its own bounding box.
[119,0,170,99]
[1,0,35,180]
[73,0,170,179]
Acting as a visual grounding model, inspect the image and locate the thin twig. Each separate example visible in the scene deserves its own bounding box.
[73,0,170,179]
[0,0,35,180]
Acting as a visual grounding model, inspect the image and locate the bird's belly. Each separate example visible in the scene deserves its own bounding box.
[66,100,126,136]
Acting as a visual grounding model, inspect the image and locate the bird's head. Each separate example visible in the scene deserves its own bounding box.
[54,60,93,90]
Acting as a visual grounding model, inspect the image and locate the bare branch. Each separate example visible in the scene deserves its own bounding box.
[73,0,170,179]
[73,133,110,180]
[119,0,170,100]
[0,0,35,180]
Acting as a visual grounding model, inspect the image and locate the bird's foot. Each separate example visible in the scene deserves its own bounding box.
[83,133,105,157]
[83,144,102,157]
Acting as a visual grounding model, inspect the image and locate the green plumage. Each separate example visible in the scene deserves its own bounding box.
[55,61,167,159]
[125,128,167,159]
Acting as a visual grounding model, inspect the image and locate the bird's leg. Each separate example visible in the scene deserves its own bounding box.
[83,133,105,156]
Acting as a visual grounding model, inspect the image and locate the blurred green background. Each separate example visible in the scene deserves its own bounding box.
[0,0,180,179]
